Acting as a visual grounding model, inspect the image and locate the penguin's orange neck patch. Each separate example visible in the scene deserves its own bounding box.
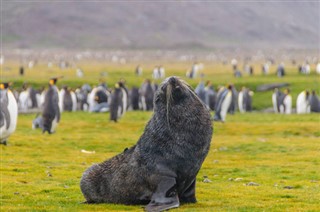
[0,84,4,89]
[49,80,54,85]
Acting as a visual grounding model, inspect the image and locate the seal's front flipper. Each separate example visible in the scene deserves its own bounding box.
[180,179,197,203]
[145,176,180,212]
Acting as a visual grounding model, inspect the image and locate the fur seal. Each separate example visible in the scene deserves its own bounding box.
[80,76,213,211]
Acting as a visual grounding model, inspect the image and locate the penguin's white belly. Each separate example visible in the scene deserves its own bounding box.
[238,92,244,113]
[50,116,58,133]
[1,91,18,141]
[221,92,232,121]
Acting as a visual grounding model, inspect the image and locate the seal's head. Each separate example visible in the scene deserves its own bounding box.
[155,76,209,128]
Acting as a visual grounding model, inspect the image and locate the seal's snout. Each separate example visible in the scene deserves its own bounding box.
[168,77,178,85]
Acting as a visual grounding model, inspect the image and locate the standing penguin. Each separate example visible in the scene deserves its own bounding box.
[129,87,140,110]
[140,79,156,111]
[42,78,60,134]
[110,83,124,122]
[272,88,284,113]
[213,85,232,122]
[0,83,18,145]
[195,80,206,103]
[309,90,320,112]
[59,86,77,112]
[296,90,310,114]
[280,88,292,114]
[204,81,216,111]
[18,83,41,112]
[118,79,129,113]
[228,84,238,114]
[18,83,32,112]
[238,87,253,113]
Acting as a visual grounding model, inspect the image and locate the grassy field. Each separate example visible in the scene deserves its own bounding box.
[1,60,320,211]
[0,111,319,211]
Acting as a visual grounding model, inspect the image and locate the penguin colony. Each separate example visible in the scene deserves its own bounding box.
[1,61,319,144]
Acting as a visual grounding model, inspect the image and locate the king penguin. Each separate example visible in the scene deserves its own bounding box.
[0,83,18,145]
[213,85,232,122]
[110,83,124,122]
[59,86,77,112]
[296,90,310,114]
[280,88,292,114]
[272,88,284,113]
[238,87,253,113]
[309,90,320,112]
[42,78,60,134]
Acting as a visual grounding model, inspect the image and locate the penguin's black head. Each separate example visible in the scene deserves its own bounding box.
[22,82,29,90]
[49,78,58,85]
[0,82,10,89]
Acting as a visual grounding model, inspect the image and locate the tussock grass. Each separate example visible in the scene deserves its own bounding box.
[1,112,319,211]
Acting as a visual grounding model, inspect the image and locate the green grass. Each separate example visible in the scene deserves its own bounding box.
[1,60,320,211]
[1,112,319,211]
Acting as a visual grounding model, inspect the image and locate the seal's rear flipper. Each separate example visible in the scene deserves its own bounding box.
[145,195,179,212]
[145,176,180,212]
[179,179,197,203]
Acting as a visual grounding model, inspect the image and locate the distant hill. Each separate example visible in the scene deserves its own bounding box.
[2,1,319,50]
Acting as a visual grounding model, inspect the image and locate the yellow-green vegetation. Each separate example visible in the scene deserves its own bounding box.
[1,60,319,110]
[1,112,319,211]
[1,60,320,211]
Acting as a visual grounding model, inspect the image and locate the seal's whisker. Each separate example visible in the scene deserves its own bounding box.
[166,84,172,129]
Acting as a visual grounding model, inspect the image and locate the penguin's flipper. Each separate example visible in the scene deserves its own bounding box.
[0,111,5,128]
[0,92,10,129]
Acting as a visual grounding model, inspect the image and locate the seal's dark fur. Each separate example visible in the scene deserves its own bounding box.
[80,77,213,211]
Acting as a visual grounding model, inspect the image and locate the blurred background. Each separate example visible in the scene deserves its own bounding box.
[2,1,319,50]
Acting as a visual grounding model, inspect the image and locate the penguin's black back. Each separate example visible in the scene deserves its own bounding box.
[310,94,320,112]
[95,90,108,104]
[42,86,60,133]
[63,90,73,111]
[145,84,154,111]
[110,88,123,122]
[130,87,140,110]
